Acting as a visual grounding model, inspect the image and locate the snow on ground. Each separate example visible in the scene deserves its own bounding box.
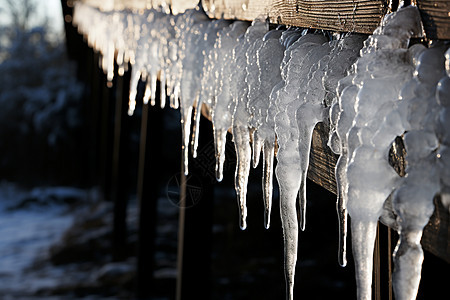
[0,182,94,298]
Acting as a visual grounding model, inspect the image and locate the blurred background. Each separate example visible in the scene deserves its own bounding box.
[0,0,447,299]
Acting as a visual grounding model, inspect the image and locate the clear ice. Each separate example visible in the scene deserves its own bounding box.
[210,21,249,182]
[391,44,448,300]
[326,34,366,266]
[73,3,449,300]
[251,28,285,229]
[330,6,427,300]
[230,19,268,230]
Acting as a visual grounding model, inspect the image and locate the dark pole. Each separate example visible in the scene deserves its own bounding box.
[111,67,132,261]
[136,90,163,299]
[99,69,115,201]
[176,114,214,300]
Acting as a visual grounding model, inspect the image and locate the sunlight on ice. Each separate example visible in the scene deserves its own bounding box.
[73,2,449,300]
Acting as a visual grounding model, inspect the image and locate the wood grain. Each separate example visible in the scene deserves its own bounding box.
[81,0,450,39]
[422,197,450,263]
[417,0,450,40]
[202,0,386,34]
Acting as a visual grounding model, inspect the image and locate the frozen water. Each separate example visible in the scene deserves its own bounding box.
[252,28,285,229]
[192,19,231,157]
[211,21,249,182]
[327,6,444,300]
[73,3,450,300]
[272,31,329,300]
[391,44,448,300]
[176,9,210,175]
[334,7,422,299]
[321,33,366,267]
[230,19,268,230]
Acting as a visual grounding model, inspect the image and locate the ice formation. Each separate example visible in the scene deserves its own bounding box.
[250,27,285,229]
[230,19,268,230]
[210,21,249,182]
[436,49,450,212]
[176,9,210,175]
[326,33,366,267]
[329,6,427,299]
[73,2,449,300]
[391,44,447,300]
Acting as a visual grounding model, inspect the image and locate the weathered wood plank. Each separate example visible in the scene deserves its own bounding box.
[202,0,386,34]
[308,122,338,194]
[80,0,450,39]
[417,0,450,40]
[422,197,450,263]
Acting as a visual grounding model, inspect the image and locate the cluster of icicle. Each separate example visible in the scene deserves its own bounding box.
[328,6,450,300]
[73,2,449,300]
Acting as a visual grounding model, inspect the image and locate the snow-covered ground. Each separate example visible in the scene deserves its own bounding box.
[0,182,95,298]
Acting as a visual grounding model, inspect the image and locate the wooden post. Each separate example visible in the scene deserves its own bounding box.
[388,227,393,300]
[176,115,214,300]
[111,67,132,261]
[373,223,381,300]
[99,70,115,201]
[136,94,163,298]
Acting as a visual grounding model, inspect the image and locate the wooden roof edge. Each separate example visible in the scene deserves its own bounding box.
[77,0,450,40]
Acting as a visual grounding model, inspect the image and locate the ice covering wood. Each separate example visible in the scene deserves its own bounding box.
[73,2,450,300]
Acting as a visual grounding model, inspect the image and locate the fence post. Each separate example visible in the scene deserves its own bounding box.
[111,67,132,261]
[136,94,163,298]
[176,114,214,300]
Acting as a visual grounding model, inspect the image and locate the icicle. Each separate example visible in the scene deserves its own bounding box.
[190,97,201,158]
[232,119,251,230]
[245,22,269,168]
[325,33,366,267]
[296,39,335,231]
[250,28,286,228]
[273,32,327,300]
[391,44,447,300]
[251,129,262,168]
[160,69,167,108]
[210,21,249,182]
[207,21,247,173]
[436,49,450,213]
[192,19,231,157]
[331,7,423,299]
[262,139,275,229]
[128,67,142,116]
[230,19,268,229]
[262,29,302,230]
[149,73,157,106]
[106,40,115,83]
[178,9,209,175]
[181,105,193,175]
[143,76,151,104]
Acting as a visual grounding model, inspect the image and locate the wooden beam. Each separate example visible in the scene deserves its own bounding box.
[80,0,450,39]
[417,0,450,40]
[202,0,386,34]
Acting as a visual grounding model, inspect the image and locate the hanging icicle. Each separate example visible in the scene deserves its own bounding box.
[73,2,449,300]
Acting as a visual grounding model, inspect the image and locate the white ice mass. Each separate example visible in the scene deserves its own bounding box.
[73,2,449,300]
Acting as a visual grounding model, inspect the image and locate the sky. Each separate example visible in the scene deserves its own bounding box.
[36,0,64,34]
[0,0,64,35]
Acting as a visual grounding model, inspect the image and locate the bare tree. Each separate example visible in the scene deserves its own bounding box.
[1,0,38,31]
